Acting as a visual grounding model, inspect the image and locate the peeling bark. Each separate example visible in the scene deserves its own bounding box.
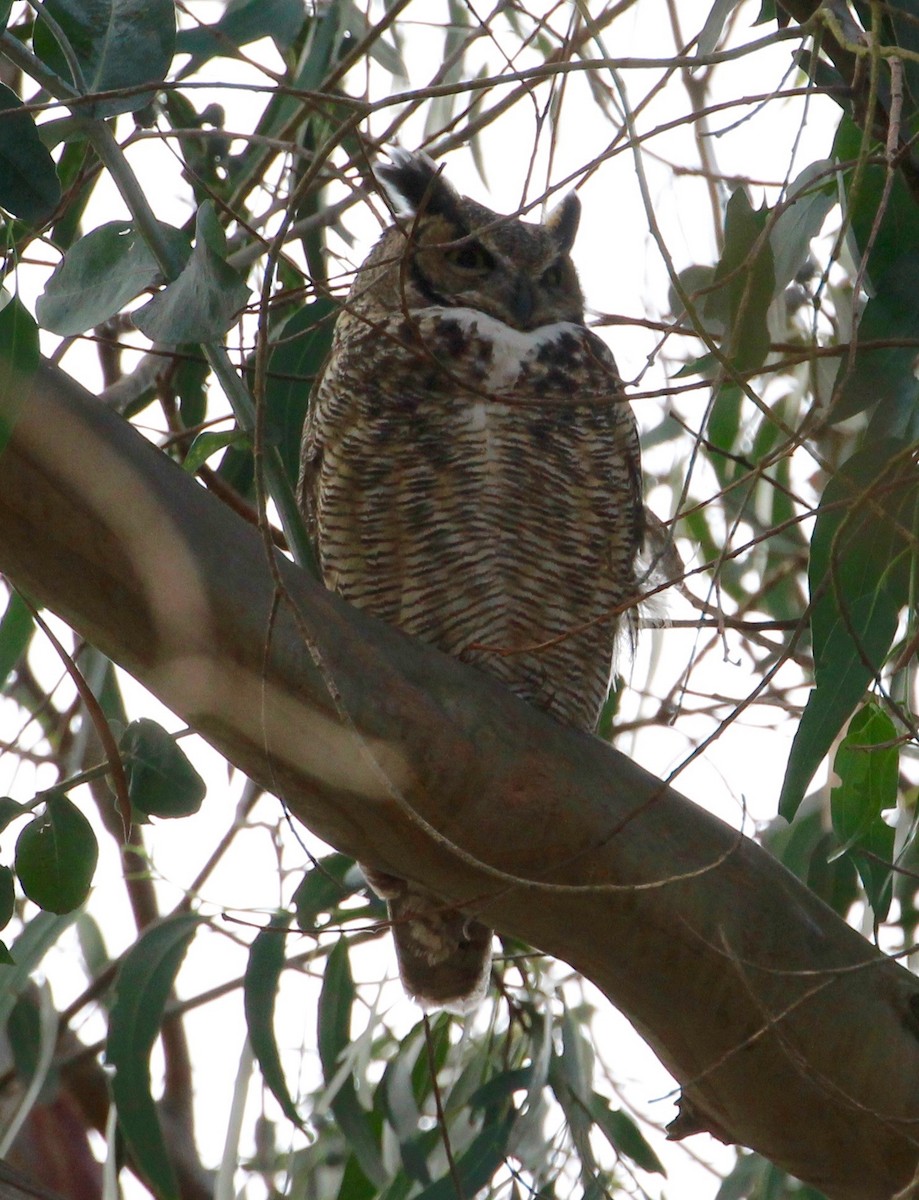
[2,363,919,1199]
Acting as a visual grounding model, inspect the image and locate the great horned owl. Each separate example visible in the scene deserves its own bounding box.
[299,150,643,1009]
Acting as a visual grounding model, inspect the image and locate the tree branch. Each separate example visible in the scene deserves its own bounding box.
[2,363,919,1199]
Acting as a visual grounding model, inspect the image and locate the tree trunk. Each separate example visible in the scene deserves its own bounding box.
[1,362,918,1200]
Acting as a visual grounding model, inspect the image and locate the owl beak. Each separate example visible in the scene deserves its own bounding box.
[510,275,536,327]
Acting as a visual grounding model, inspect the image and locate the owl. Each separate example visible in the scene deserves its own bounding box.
[298,149,643,1009]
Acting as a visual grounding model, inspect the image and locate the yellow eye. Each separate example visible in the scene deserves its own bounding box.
[541,261,564,288]
[445,242,495,271]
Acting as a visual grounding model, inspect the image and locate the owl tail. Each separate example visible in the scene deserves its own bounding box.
[362,866,492,1012]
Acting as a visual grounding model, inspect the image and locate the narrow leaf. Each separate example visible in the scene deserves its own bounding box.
[780,442,916,817]
[770,163,834,293]
[265,299,337,484]
[292,852,363,930]
[183,430,249,474]
[0,911,78,1024]
[697,0,742,57]
[176,0,305,61]
[318,937,354,1081]
[415,1114,514,1200]
[0,591,33,689]
[318,939,385,1186]
[244,914,304,1127]
[106,914,202,1200]
[830,703,899,851]
[832,251,919,425]
[0,293,39,457]
[587,1093,665,1175]
[0,864,14,929]
[705,188,774,372]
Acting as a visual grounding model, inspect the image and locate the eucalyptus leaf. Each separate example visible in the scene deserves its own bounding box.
[107,914,201,1200]
[0,84,61,225]
[34,0,176,118]
[0,591,33,690]
[37,220,190,335]
[133,202,251,343]
[780,442,916,817]
[0,293,39,457]
[120,718,206,820]
[244,914,304,1127]
[14,793,98,914]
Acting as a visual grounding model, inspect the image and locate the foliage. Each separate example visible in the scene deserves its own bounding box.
[0,1,916,1198]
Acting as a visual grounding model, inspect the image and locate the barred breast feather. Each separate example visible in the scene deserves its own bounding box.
[300,306,642,732]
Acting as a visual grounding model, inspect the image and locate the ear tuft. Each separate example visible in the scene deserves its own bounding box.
[545,192,581,254]
[374,148,461,219]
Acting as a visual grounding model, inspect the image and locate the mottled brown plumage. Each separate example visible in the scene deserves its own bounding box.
[299,150,642,1009]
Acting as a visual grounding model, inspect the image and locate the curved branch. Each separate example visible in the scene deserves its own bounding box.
[1,363,919,1200]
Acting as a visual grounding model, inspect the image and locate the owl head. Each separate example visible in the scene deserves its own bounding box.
[350,149,585,331]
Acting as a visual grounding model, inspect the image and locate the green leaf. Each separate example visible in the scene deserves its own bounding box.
[697,1,743,58]
[380,1029,432,1184]
[830,703,899,851]
[176,0,305,62]
[120,719,206,821]
[8,989,43,1083]
[183,429,249,474]
[0,292,40,457]
[0,864,14,929]
[587,1093,665,1175]
[415,1113,514,1200]
[37,220,190,336]
[704,188,774,373]
[15,793,98,913]
[106,914,202,1200]
[318,937,354,1081]
[244,913,304,1127]
[0,797,26,833]
[0,911,78,1021]
[829,703,898,919]
[762,797,859,917]
[834,115,919,283]
[133,202,251,343]
[0,84,61,225]
[850,816,895,920]
[292,852,363,930]
[770,162,835,293]
[265,299,337,485]
[669,265,723,339]
[780,442,917,818]
[558,1006,594,1104]
[832,250,919,425]
[706,383,743,483]
[468,1066,533,1113]
[174,353,209,430]
[34,0,176,118]
[318,938,385,1186]
[0,591,34,690]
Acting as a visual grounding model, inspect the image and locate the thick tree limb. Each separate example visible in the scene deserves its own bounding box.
[2,363,919,1200]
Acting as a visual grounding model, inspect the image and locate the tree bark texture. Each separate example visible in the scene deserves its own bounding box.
[1,363,919,1200]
